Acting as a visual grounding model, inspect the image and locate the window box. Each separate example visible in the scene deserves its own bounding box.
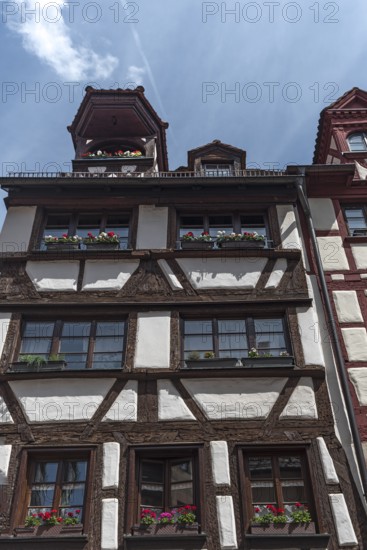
[84,242,120,251]
[132,523,200,536]
[14,524,83,537]
[45,242,80,251]
[242,356,294,368]
[218,240,265,249]
[250,522,316,535]
[9,360,67,373]
[185,358,239,369]
[180,241,214,250]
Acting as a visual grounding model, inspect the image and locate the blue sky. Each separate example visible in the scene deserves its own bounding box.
[0,0,367,223]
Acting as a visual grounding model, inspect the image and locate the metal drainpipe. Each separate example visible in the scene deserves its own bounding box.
[295,168,367,504]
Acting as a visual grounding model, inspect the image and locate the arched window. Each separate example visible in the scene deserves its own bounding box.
[347,132,367,152]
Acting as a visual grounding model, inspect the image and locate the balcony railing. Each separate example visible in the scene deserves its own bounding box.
[7,169,287,179]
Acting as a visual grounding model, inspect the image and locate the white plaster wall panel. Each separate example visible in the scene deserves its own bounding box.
[316,437,339,484]
[102,443,120,489]
[351,243,367,269]
[136,205,168,249]
[348,368,367,406]
[0,444,12,484]
[279,377,318,419]
[101,498,119,550]
[342,328,367,362]
[134,312,171,369]
[0,206,36,253]
[82,260,139,291]
[276,205,302,250]
[157,380,195,420]
[361,274,367,279]
[216,496,238,549]
[316,236,349,271]
[264,258,287,289]
[330,136,337,149]
[26,261,79,292]
[0,313,11,359]
[329,494,358,546]
[210,441,231,486]
[331,274,345,281]
[182,378,287,420]
[0,395,14,423]
[177,258,267,290]
[9,379,115,422]
[102,380,138,422]
[297,307,325,366]
[309,199,339,230]
[157,259,183,290]
[332,291,363,323]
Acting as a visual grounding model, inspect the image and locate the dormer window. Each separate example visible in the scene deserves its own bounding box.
[203,163,233,177]
[347,133,367,152]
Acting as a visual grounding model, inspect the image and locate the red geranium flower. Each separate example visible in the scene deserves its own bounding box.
[254,506,260,513]
[107,231,115,237]
[51,509,57,514]
[75,510,81,514]
[295,502,302,508]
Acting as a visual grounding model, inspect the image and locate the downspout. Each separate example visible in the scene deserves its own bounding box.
[295,167,367,504]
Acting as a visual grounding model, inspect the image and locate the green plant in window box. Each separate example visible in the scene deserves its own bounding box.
[48,354,65,362]
[204,351,215,359]
[24,515,42,527]
[187,351,201,361]
[290,503,312,524]
[140,509,156,525]
[18,355,47,368]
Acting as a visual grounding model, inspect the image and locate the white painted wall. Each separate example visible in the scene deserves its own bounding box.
[0,443,12,484]
[316,437,339,484]
[102,442,120,489]
[177,257,268,290]
[216,496,238,549]
[351,243,367,269]
[333,291,363,323]
[264,258,287,289]
[0,313,11,359]
[296,276,326,367]
[342,328,367,361]
[26,261,79,292]
[348,368,367,406]
[316,237,349,271]
[0,396,13,423]
[82,260,139,291]
[309,199,338,230]
[157,259,183,290]
[276,205,302,250]
[279,377,318,419]
[210,441,231,486]
[102,380,138,422]
[134,312,171,369]
[329,494,358,546]
[0,206,36,253]
[101,498,119,550]
[9,379,115,422]
[182,378,287,420]
[157,380,195,420]
[136,205,168,249]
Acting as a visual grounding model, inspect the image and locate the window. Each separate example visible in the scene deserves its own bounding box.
[203,163,233,177]
[127,447,201,530]
[18,320,126,369]
[183,317,289,359]
[27,456,88,521]
[347,132,367,152]
[41,212,130,249]
[343,206,367,236]
[179,214,268,242]
[242,450,313,526]
[139,458,195,515]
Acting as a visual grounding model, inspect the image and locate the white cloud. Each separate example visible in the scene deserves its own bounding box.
[6,0,119,80]
[126,65,146,85]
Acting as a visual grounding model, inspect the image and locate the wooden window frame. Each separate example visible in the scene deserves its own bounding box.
[181,315,292,360]
[342,204,367,236]
[238,446,317,533]
[126,446,204,532]
[347,132,367,152]
[11,447,96,533]
[16,318,128,370]
[39,210,133,249]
